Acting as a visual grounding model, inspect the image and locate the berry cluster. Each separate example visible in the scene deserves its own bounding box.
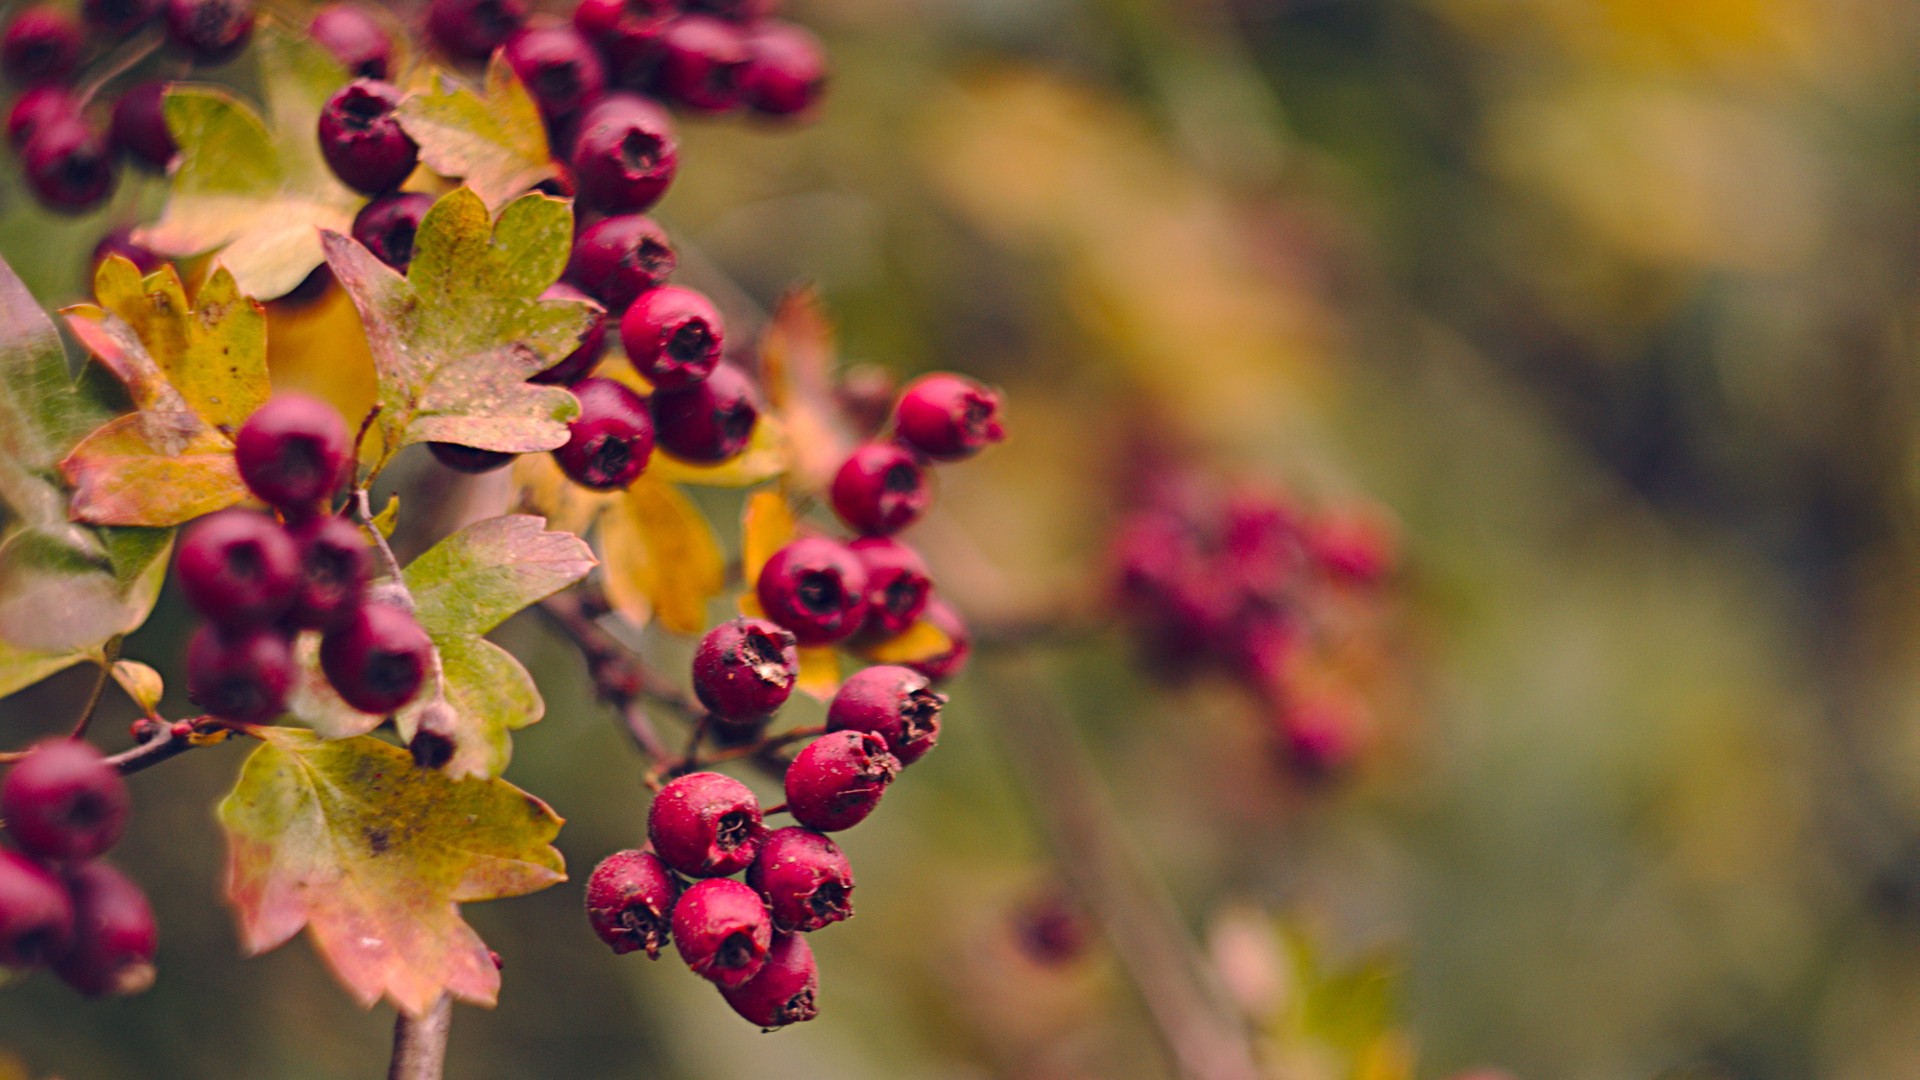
[178,394,432,730]
[1110,471,1395,777]
[1,0,254,212]
[0,739,156,998]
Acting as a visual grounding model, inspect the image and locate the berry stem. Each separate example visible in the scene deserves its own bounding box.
[353,488,407,591]
[103,716,236,776]
[73,28,165,110]
[387,993,453,1080]
[538,589,686,765]
[68,636,123,741]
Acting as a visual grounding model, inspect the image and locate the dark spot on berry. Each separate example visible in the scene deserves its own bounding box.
[620,129,662,173]
[337,87,388,131]
[902,688,943,739]
[583,434,632,486]
[715,399,755,444]
[715,809,754,851]
[794,570,843,614]
[807,881,848,919]
[533,62,583,104]
[777,988,818,1025]
[365,649,421,699]
[665,320,711,364]
[60,791,107,829]
[716,930,756,970]
[882,462,918,493]
[736,629,793,688]
[882,577,918,617]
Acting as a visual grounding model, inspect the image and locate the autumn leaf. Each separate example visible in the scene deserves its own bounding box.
[599,476,725,634]
[794,645,842,700]
[852,618,955,665]
[397,57,558,212]
[218,727,565,1016]
[740,487,796,584]
[138,27,361,300]
[324,188,594,460]
[758,287,851,493]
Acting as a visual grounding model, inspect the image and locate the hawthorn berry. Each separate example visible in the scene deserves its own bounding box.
[2,8,82,85]
[831,442,929,537]
[847,536,931,638]
[286,515,371,631]
[233,393,353,513]
[894,373,1006,462]
[670,877,771,989]
[553,377,654,491]
[1309,509,1395,585]
[719,931,818,1029]
[825,664,943,766]
[351,191,434,272]
[82,0,161,37]
[572,0,674,88]
[904,596,970,684]
[6,86,76,148]
[691,617,798,723]
[504,27,606,123]
[91,229,164,277]
[164,0,254,64]
[755,537,870,646]
[0,850,74,968]
[656,15,748,114]
[649,362,760,464]
[175,509,302,626]
[426,0,525,62]
[1276,691,1369,780]
[570,94,677,214]
[647,771,766,878]
[532,282,607,384]
[783,730,898,833]
[110,81,177,171]
[308,3,392,79]
[585,849,681,958]
[745,828,852,933]
[0,740,130,864]
[318,79,418,195]
[740,21,826,119]
[406,700,458,770]
[621,286,722,389]
[429,442,515,474]
[566,213,676,310]
[52,861,157,997]
[319,601,432,715]
[186,624,296,723]
[22,119,116,212]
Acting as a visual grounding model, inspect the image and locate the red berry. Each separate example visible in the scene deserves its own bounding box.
[691,617,798,723]
[22,118,116,212]
[740,21,825,119]
[51,861,157,997]
[755,537,869,646]
[847,536,930,638]
[621,285,721,390]
[318,79,418,195]
[649,362,760,464]
[164,0,254,64]
[234,393,353,513]
[286,515,370,631]
[2,7,82,85]
[308,3,392,79]
[110,80,178,170]
[175,509,301,626]
[531,282,607,384]
[352,191,434,272]
[91,229,164,278]
[570,93,678,214]
[0,850,74,967]
[0,741,129,865]
[1275,691,1369,780]
[572,0,674,88]
[831,442,928,536]
[670,877,771,989]
[7,86,77,148]
[319,601,431,715]
[553,376,654,490]
[655,15,748,113]
[82,0,162,37]
[903,596,969,684]
[503,27,605,123]
[719,931,817,1029]
[745,827,851,933]
[783,730,897,832]
[428,442,515,474]
[426,0,525,61]
[584,848,681,958]
[825,664,942,766]
[566,213,676,309]
[1309,508,1395,584]
[894,373,1005,462]
[186,623,295,723]
[647,771,766,878]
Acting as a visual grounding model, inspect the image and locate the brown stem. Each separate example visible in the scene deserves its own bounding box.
[104,716,236,776]
[354,488,408,590]
[538,589,697,768]
[387,994,453,1080]
[69,637,123,740]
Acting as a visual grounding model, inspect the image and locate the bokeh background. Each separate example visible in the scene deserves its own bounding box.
[3,0,1919,1077]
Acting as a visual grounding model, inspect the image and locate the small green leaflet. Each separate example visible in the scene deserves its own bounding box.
[397,56,559,212]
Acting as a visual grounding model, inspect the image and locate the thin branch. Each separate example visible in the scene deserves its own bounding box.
[104,717,235,777]
[354,488,407,590]
[388,994,453,1080]
[69,637,123,740]
[73,29,163,109]
[538,589,693,767]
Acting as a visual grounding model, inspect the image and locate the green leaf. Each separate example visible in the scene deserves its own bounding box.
[218,727,565,1016]
[323,188,594,457]
[0,639,90,701]
[396,57,558,212]
[138,27,361,300]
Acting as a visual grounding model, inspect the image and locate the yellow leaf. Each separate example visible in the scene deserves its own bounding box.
[369,493,400,538]
[853,618,954,665]
[741,487,796,587]
[601,477,724,635]
[757,288,848,492]
[794,645,841,701]
[110,659,164,716]
[1352,1033,1415,1080]
[265,281,379,459]
[511,451,613,536]
[86,260,270,431]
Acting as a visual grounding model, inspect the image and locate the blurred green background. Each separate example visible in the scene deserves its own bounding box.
[3,0,1919,1077]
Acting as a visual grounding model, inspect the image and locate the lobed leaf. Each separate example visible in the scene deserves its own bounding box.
[599,477,725,635]
[397,57,558,212]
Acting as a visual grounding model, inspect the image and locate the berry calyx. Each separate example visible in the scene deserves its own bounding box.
[830,442,929,537]
[22,119,116,212]
[164,0,255,64]
[824,664,943,767]
[670,877,771,989]
[319,601,432,715]
[0,740,130,864]
[894,373,1005,462]
[286,515,371,631]
[351,191,434,272]
[647,771,766,878]
[553,376,654,491]
[82,0,162,37]
[233,393,353,513]
[755,537,869,646]
[848,536,931,637]
[2,7,83,85]
[745,828,852,933]
[649,362,760,464]
[186,624,296,723]
[0,850,75,967]
[570,93,677,213]
[620,285,722,390]
[426,0,525,61]
[175,508,302,626]
[566,213,676,309]
[783,730,898,832]
[428,442,515,474]
[317,79,418,195]
[51,861,157,997]
[503,26,606,123]
[740,21,826,119]
[309,3,393,78]
[691,617,798,723]
[532,282,607,384]
[110,81,178,171]
[585,849,681,958]
[718,931,818,1029]
[656,15,748,114]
